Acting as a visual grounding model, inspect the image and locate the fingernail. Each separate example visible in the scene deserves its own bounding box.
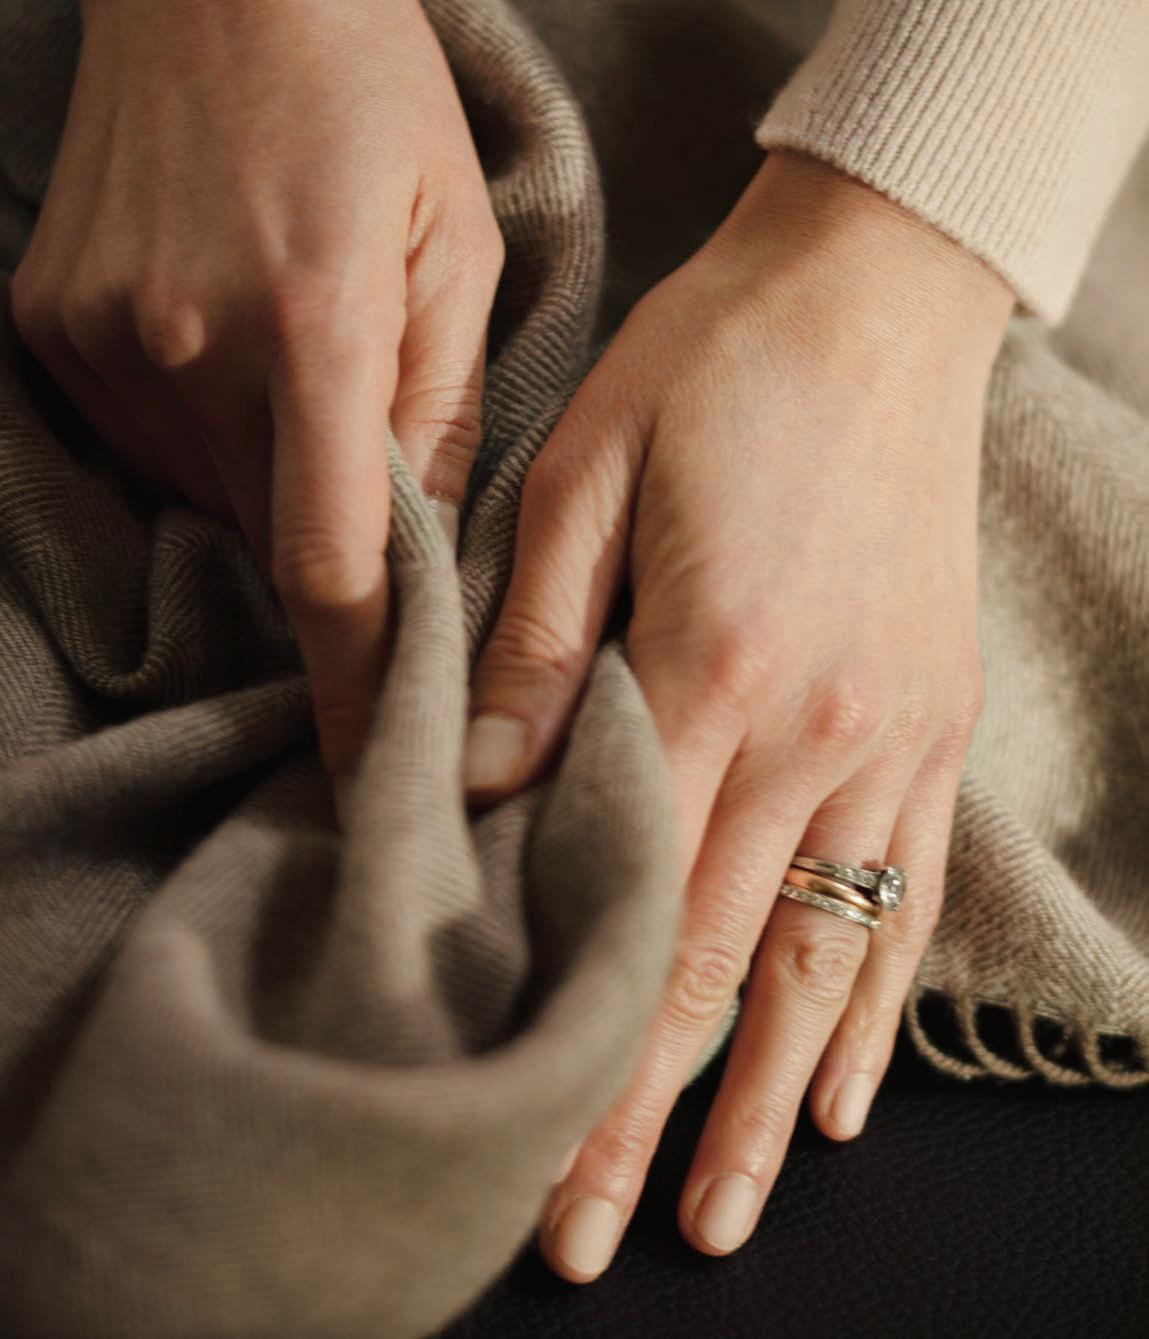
[551,1196,621,1278]
[554,1142,580,1184]
[463,713,528,793]
[693,1174,758,1253]
[427,496,459,549]
[833,1073,874,1138]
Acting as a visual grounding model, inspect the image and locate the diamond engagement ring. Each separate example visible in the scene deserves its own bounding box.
[777,856,907,930]
[787,855,907,914]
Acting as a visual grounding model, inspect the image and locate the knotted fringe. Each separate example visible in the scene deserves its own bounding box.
[904,984,1149,1089]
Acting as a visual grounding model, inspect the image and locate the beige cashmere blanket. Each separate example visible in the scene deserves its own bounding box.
[0,1,1146,1336]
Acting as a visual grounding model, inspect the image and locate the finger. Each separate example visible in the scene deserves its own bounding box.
[133,297,278,570]
[268,290,399,782]
[118,289,281,545]
[623,631,802,875]
[533,642,789,1282]
[807,735,967,1141]
[676,765,910,1258]
[81,358,236,526]
[191,397,276,573]
[535,665,840,1281]
[391,208,503,550]
[9,279,211,510]
[537,758,807,1283]
[202,421,274,571]
[462,384,644,806]
[54,283,237,521]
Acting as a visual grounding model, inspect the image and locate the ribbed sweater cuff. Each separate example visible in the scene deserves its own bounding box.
[754,0,1149,325]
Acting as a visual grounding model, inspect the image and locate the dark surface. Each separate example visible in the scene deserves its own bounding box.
[439,1023,1149,1339]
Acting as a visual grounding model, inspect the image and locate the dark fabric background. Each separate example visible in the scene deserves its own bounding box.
[440,1018,1149,1338]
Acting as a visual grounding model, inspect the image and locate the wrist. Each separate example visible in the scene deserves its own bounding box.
[709,150,1015,367]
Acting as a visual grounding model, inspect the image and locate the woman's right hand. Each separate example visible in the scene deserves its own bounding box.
[10,0,504,787]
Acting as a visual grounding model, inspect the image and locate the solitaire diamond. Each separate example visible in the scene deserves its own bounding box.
[876,865,906,912]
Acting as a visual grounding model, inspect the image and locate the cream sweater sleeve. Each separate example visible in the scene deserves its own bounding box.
[754,0,1149,325]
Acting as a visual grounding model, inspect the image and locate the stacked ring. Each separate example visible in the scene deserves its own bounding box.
[777,857,907,932]
[789,855,907,913]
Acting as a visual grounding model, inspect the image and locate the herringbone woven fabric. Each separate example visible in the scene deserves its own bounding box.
[0,3,1146,1337]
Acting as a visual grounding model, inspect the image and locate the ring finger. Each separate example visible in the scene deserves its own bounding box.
[806,739,967,1142]
[677,771,910,1257]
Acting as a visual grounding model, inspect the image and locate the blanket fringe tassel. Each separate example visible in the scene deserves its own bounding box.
[904,985,1149,1089]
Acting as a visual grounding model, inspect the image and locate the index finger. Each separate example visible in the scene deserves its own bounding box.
[268,288,399,787]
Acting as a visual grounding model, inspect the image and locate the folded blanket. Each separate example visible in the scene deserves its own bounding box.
[0,2,1146,1337]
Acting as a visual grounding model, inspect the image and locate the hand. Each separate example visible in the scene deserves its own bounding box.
[462,150,1014,1279]
[10,0,503,787]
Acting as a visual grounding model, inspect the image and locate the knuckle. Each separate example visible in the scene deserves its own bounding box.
[431,403,483,458]
[695,625,764,719]
[664,940,746,1032]
[582,1120,650,1177]
[482,604,580,685]
[766,920,866,1007]
[415,415,483,505]
[271,529,368,612]
[133,291,208,370]
[831,996,882,1052]
[800,683,883,755]
[399,381,484,461]
[726,1094,792,1158]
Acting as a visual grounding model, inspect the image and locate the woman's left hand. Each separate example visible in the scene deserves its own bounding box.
[463,150,1014,1280]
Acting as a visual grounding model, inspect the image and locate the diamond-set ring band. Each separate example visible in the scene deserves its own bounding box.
[777,856,907,932]
[781,867,879,918]
[788,856,907,912]
[778,883,881,930]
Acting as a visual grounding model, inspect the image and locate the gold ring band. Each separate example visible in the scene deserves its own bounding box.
[783,866,879,917]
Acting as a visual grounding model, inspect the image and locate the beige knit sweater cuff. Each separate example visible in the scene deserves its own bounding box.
[755,0,1149,325]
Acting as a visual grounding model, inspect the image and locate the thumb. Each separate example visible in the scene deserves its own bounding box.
[463,404,642,806]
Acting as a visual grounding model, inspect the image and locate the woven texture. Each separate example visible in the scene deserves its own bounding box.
[0,2,1146,1336]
